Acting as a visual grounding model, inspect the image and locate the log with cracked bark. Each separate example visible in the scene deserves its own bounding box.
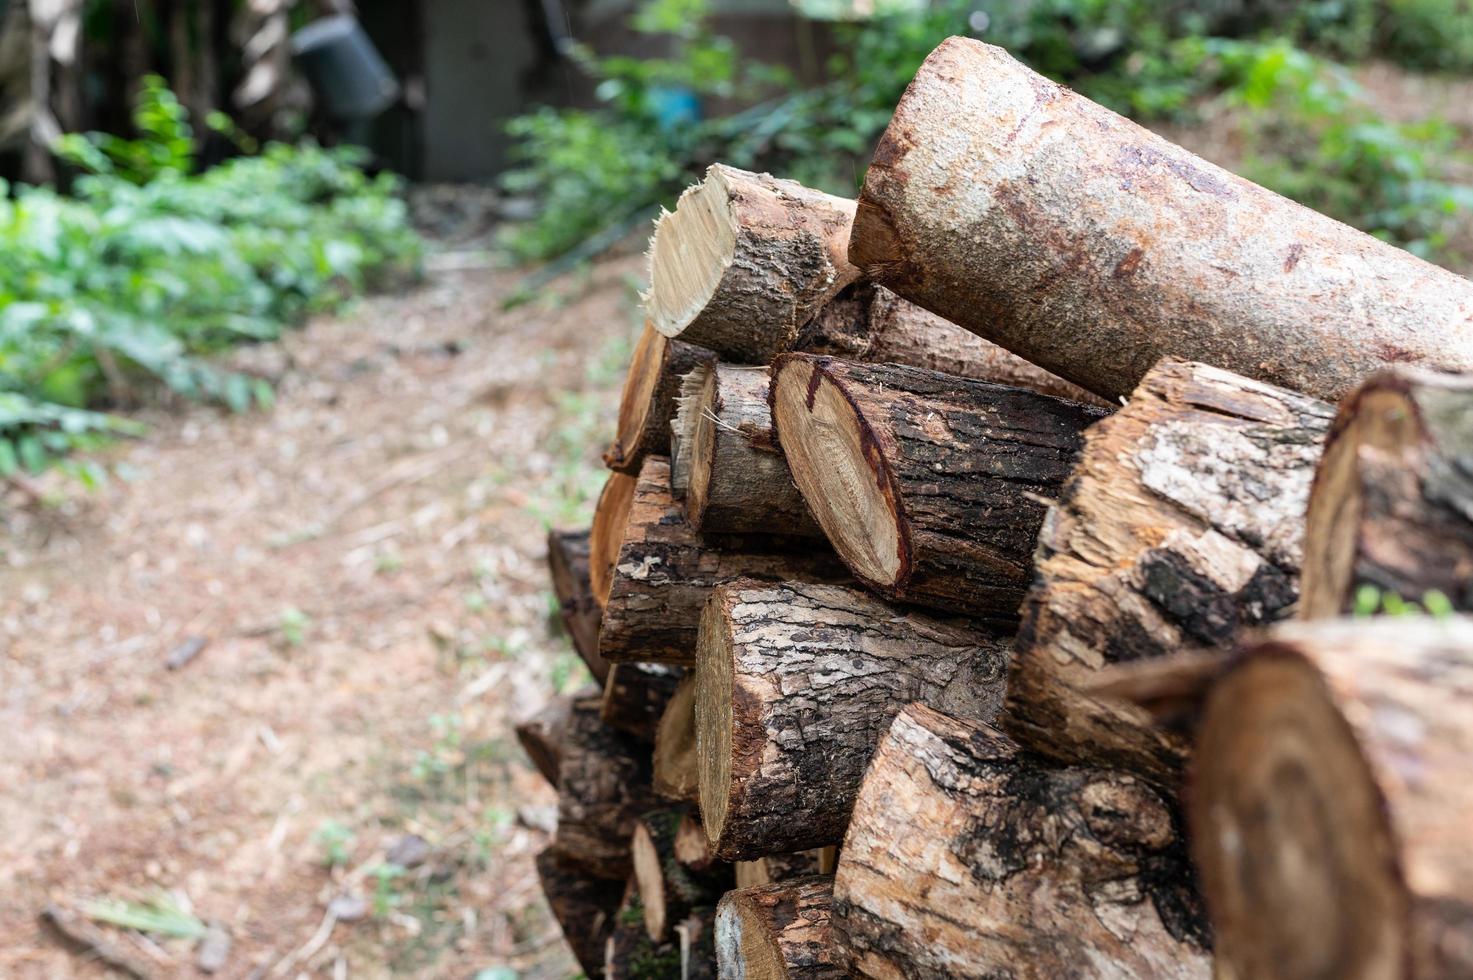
[770,354,1106,617]
[695,579,1010,859]
[1301,366,1473,619]
[600,457,848,665]
[1007,358,1333,784]
[546,527,609,682]
[536,846,625,977]
[632,807,734,943]
[605,322,715,476]
[601,662,684,743]
[1192,617,1473,980]
[554,696,660,880]
[645,164,860,361]
[716,876,843,980]
[590,469,639,609]
[850,37,1473,402]
[654,674,699,802]
[832,703,1211,979]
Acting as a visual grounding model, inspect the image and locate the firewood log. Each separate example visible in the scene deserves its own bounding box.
[1192,617,1473,980]
[536,846,624,976]
[832,703,1211,979]
[546,527,609,682]
[645,165,860,361]
[1007,358,1333,784]
[685,364,822,537]
[606,879,718,980]
[1301,366,1473,618]
[590,469,639,608]
[674,810,717,871]
[601,663,684,743]
[770,354,1105,617]
[514,690,586,786]
[605,323,715,476]
[670,366,705,501]
[850,37,1473,402]
[632,808,734,943]
[715,876,843,980]
[554,696,659,880]
[654,675,699,802]
[695,579,1009,859]
[735,852,827,890]
[601,457,847,665]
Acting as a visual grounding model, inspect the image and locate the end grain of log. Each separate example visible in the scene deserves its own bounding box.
[590,470,639,609]
[605,323,715,475]
[654,675,700,803]
[716,876,843,980]
[632,808,733,943]
[735,852,827,890]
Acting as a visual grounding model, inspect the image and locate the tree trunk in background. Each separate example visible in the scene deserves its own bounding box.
[716,876,843,980]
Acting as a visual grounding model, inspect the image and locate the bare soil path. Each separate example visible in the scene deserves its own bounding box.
[0,247,642,978]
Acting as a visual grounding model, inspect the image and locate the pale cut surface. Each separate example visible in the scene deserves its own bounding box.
[631,822,669,941]
[588,470,637,607]
[685,365,723,526]
[647,175,736,340]
[652,675,699,802]
[670,362,713,499]
[695,594,736,845]
[611,324,666,462]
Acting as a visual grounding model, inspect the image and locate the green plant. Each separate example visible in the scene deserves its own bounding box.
[314,819,356,868]
[82,892,207,939]
[1352,584,1455,616]
[278,607,311,647]
[412,713,464,782]
[368,862,407,918]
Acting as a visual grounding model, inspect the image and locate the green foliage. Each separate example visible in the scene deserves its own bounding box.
[81,892,208,940]
[1352,584,1455,617]
[369,862,407,918]
[314,819,356,868]
[1377,0,1473,71]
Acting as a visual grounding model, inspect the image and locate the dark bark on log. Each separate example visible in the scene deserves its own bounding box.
[1301,367,1473,619]
[515,691,584,787]
[536,846,624,977]
[606,880,718,980]
[654,675,700,803]
[600,457,848,666]
[771,354,1105,617]
[602,663,685,743]
[554,696,660,881]
[1192,617,1473,980]
[1008,358,1332,785]
[605,323,715,476]
[547,527,609,682]
[632,808,734,942]
[716,876,843,980]
[591,470,639,608]
[851,37,1473,402]
[696,579,1010,859]
[832,703,1211,979]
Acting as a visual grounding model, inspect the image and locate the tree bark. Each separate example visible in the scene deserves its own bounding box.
[695,579,1010,859]
[605,323,715,476]
[645,165,860,361]
[536,846,625,977]
[1007,358,1332,785]
[600,457,847,666]
[554,696,659,881]
[654,674,700,803]
[515,690,592,787]
[1192,617,1473,980]
[602,663,685,743]
[716,876,843,980]
[632,808,734,943]
[833,703,1211,980]
[547,528,609,682]
[606,879,718,980]
[770,354,1106,618]
[1301,366,1473,619]
[850,37,1473,403]
[590,469,640,609]
[686,364,822,537]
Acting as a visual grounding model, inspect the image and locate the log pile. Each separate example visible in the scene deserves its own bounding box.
[519,36,1473,979]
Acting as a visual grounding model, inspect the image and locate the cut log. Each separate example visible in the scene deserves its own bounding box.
[515,691,586,786]
[654,675,700,803]
[686,364,822,537]
[601,457,848,665]
[770,354,1105,617]
[1192,617,1473,980]
[695,579,1010,859]
[851,37,1473,402]
[590,469,639,609]
[1007,358,1333,784]
[735,852,827,890]
[645,164,860,361]
[670,364,708,501]
[605,322,715,476]
[554,696,660,880]
[536,846,625,977]
[606,879,718,980]
[632,808,734,943]
[674,810,717,871]
[546,527,609,682]
[602,662,684,743]
[1301,366,1473,618]
[716,876,843,980]
[832,703,1211,979]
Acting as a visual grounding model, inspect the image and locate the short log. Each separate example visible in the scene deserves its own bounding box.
[654,674,700,803]
[605,322,715,476]
[632,807,734,943]
[716,876,843,980]
[601,662,684,743]
[554,696,659,880]
[547,527,609,681]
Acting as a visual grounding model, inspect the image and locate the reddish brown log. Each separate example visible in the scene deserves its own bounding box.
[546,527,609,682]
[605,322,715,476]
[590,469,639,609]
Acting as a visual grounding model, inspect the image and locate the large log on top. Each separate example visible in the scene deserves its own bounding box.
[604,323,714,476]
[695,579,1009,859]
[546,528,608,682]
[850,37,1473,402]
[554,695,660,880]
[1301,367,1473,618]
[1007,358,1333,784]
[770,354,1106,617]
[644,165,860,361]
[833,703,1211,979]
[600,456,847,665]
[1192,617,1473,980]
[716,876,843,980]
[536,847,625,977]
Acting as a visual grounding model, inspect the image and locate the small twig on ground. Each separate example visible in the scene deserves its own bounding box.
[39,904,157,980]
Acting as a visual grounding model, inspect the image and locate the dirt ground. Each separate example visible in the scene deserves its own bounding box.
[0,243,645,978]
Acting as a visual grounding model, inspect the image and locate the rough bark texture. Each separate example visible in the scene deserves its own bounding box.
[605,323,715,476]
[601,457,848,665]
[654,675,700,803]
[771,354,1105,618]
[591,469,640,608]
[686,364,823,537]
[646,165,860,361]
[554,696,660,881]
[606,880,718,980]
[716,876,843,980]
[515,691,583,787]
[536,846,625,977]
[547,527,609,682]
[633,807,734,943]
[1301,367,1473,619]
[696,579,1010,859]
[833,703,1211,979]
[1192,617,1473,980]
[1008,358,1333,785]
[851,37,1473,402]
[602,663,685,744]
[800,282,1108,406]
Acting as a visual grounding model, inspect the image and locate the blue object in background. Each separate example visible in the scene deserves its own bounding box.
[648,86,702,132]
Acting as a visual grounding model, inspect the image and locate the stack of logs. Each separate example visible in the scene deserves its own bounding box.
[519,36,1473,980]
